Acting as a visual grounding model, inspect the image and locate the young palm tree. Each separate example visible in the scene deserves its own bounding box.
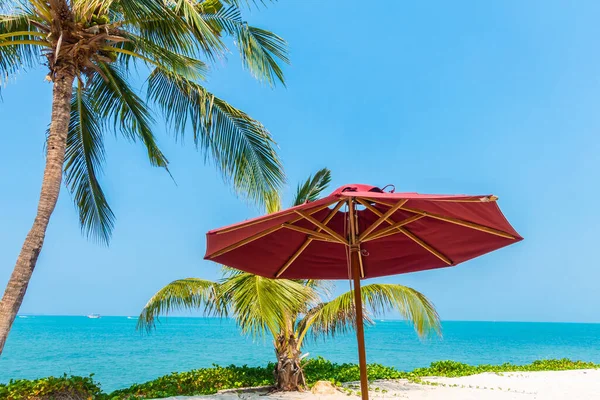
[0,0,289,355]
[138,169,441,391]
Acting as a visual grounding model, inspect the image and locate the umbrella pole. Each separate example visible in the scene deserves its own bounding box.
[351,250,369,400]
[348,198,369,400]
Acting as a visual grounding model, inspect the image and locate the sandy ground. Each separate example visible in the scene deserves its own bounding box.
[156,369,600,400]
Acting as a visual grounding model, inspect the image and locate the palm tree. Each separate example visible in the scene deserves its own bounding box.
[138,169,441,391]
[0,0,289,355]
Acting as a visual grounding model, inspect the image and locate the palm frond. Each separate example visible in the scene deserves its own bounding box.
[119,31,208,79]
[114,0,195,54]
[72,0,114,22]
[88,63,169,169]
[296,292,366,346]
[220,270,315,338]
[236,24,288,86]
[293,168,332,206]
[199,0,241,34]
[171,0,226,60]
[147,67,284,206]
[137,278,223,331]
[197,2,288,86]
[264,189,281,214]
[64,80,115,244]
[21,0,52,21]
[302,279,333,298]
[0,12,35,33]
[363,283,441,337]
[220,0,273,8]
[298,283,441,346]
[0,13,46,84]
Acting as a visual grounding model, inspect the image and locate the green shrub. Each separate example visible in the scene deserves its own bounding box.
[0,374,103,400]
[303,357,405,385]
[409,358,598,379]
[107,364,274,399]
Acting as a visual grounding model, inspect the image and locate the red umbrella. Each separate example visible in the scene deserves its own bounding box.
[205,184,522,399]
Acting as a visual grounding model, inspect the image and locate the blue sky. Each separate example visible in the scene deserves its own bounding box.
[1,0,599,322]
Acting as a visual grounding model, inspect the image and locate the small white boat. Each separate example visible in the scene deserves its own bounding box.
[87,314,101,319]
[126,316,136,320]
[18,315,28,319]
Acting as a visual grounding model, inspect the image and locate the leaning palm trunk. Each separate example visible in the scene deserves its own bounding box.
[0,71,75,354]
[274,334,306,391]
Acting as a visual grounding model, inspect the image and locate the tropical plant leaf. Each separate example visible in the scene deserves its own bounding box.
[296,296,365,346]
[359,283,441,337]
[220,0,274,8]
[293,168,332,206]
[199,1,241,34]
[114,0,195,54]
[235,24,288,86]
[170,0,226,60]
[219,269,315,338]
[263,189,281,214]
[119,30,208,79]
[88,63,169,169]
[71,0,114,23]
[64,81,115,244]
[0,13,46,84]
[137,278,223,331]
[298,283,441,346]
[195,1,288,86]
[147,67,284,206]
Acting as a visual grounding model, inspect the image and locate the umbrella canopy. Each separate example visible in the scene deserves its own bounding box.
[205,184,522,278]
[204,184,522,400]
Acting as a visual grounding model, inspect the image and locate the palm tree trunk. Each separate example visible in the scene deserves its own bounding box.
[0,71,74,355]
[274,334,306,391]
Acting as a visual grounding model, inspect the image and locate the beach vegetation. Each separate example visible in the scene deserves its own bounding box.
[0,0,288,355]
[1,358,598,399]
[0,374,103,400]
[137,169,441,391]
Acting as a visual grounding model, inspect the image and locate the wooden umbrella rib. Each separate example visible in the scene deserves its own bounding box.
[308,236,340,242]
[357,248,365,278]
[356,199,397,223]
[362,214,425,242]
[400,206,516,239]
[209,225,283,258]
[275,239,312,278]
[274,201,346,278]
[429,196,498,203]
[208,202,337,258]
[362,198,395,207]
[214,201,336,234]
[294,210,348,244]
[356,198,452,265]
[282,224,345,243]
[361,227,407,242]
[364,197,499,205]
[363,197,516,240]
[323,200,347,225]
[358,199,407,241]
[398,227,453,265]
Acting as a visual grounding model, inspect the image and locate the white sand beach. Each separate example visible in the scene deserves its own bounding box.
[160,369,600,400]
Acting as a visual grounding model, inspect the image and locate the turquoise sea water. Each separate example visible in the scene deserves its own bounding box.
[2,317,600,392]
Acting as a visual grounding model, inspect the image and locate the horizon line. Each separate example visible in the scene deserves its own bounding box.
[16,314,600,324]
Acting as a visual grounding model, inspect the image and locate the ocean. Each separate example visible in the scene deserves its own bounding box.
[1,317,599,392]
